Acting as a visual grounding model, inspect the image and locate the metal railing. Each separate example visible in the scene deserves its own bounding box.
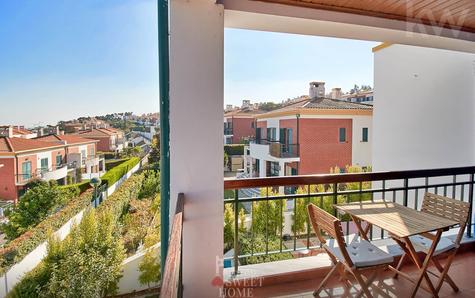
[16,164,67,184]
[269,143,299,158]
[223,166,475,276]
[224,128,233,135]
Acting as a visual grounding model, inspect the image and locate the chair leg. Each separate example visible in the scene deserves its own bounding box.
[314,262,340,297]
[394,253,406,279]
[352,270,374,298]
[432,255,459,293]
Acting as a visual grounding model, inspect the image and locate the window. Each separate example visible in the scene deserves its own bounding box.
[362,127,368,142]
[251,121,255,129]
[339,127,346,142]
[269,162,279,177]
[256,128,261,142]
[267,127,276,141]
[22,161,32,180]
[40,158,48,173]
[56,155,62,167]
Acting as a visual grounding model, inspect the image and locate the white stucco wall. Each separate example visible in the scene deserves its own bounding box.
[351,115,372,167]
[373,44,475,172]
[170,0,224,296]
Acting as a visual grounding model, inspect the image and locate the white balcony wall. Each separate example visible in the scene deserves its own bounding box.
[170,0,224,296]
[373,45,475,172]
[41,165,67,181]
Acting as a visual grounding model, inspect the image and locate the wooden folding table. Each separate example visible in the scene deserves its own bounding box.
[335,201,458,298]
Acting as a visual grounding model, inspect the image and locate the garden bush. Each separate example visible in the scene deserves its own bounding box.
[0,189,93,274]
[101,157,140,187]
[105,158,128,170]
[60,180,90,193]
[1,182,79,240]
[224,144,245,156]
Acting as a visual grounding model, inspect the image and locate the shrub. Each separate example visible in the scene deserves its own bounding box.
[224,144,245,156]
[9,209,126,297]
[105,158,128,170]
[138,170,160,199]
[1,182,79,240]
[60,180,90,193]
[101,157,140,187]
[122,199,153,254]
[0,189,94,274]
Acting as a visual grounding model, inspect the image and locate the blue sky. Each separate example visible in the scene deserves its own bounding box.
[0,0,377,127]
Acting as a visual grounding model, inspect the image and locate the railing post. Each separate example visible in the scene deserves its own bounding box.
[233,189,240,277]
[468,173,474,238]
[403,178,408,207]
[333,183,338,216]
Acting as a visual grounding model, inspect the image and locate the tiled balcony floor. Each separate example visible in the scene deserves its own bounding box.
[239,251,475,298]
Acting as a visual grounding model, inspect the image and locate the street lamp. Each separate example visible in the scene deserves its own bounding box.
[89,177,102,207]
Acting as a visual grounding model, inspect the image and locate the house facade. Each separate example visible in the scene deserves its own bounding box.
[76,128,125,152]
[223,102,261,144]
[249,82,372,177]
[36,134,106,181]
[0,137,68,202]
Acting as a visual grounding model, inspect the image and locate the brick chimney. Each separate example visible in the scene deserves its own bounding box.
[309,82,325,99]
[331,88,342,100]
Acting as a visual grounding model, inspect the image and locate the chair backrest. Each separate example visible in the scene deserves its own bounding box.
[421,192,470,244]
[307,203,354,267]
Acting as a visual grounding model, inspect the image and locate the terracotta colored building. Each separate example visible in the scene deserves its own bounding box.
[224,104,262,144]
[249,83,373,177]
[76,128,125,152]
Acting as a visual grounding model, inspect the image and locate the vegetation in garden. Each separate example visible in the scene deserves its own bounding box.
[100,157,140,187]
[0,189,93,275]
[1,181,79,240]
[9,169,160,296]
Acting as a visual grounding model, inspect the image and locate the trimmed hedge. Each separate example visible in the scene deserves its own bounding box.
[0,189,94,274]
[101,157,140,187]
[60,180,90,193]
[224,144,245,156]
[105,158,128,171]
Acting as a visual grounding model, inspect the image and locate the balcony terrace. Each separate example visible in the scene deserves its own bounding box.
[16,165,68,185]
[160,166,475,297]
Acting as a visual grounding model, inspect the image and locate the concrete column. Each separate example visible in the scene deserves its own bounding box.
[170,1,224,296]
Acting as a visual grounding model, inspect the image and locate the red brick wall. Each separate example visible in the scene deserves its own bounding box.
[0,158,17,201]
[68,146,79,154]
[298,118,352,175]
[17,154,38,177]
[87,137,111,151]
[87,144,96,156]
[231,117,255,144]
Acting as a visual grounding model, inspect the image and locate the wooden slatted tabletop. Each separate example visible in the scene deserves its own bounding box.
[335,201,458,238]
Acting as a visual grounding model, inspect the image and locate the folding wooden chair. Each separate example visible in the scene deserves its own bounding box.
[395,192,470,294]
[307,203,394,298]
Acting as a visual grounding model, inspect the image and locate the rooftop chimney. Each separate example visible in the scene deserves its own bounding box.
[242,100,251,108]
[309,82,325,99]
[0,126,13,138]
[331,88,342,100]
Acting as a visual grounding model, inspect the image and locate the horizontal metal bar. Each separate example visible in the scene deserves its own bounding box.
[224,166,475,189]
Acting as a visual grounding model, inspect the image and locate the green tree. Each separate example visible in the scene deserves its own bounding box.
[251,188,285,237]
[138,170,160,199]
[138,248,160,289]
[1,182,79,239]
[45,209,125,297]
[148,134,160,166]
[224,204,235,251]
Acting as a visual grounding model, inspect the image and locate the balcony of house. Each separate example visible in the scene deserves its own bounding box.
[218,166,475,297]
[224,127,233,136]
[16,165,68,185]
[269,142,299,159]
[81,154,106,180]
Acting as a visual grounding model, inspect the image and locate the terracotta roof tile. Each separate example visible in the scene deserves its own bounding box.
[36,134,98,145]
[0,137,63,153]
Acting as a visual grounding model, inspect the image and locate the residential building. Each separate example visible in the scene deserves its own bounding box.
[76,128,125,152]
[372,43,475,172]
[341,90,374,104]
[0,126,37,139]
[158,1,475,296]
[249,82,372,178]
[224,100,262,144]
[36,134,106,181]
[0,137,68,202]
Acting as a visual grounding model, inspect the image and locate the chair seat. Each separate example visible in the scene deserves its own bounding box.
[325,234,394,268]
[409,235,456,256]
